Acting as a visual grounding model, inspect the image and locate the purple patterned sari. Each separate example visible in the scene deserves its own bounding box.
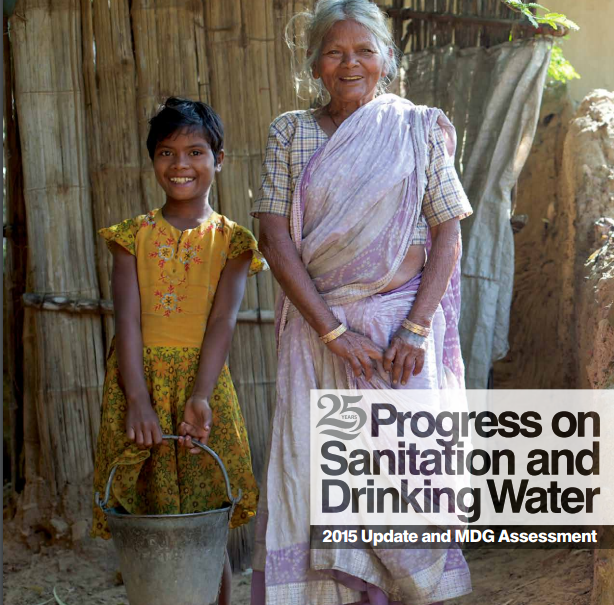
[253,94,471,605]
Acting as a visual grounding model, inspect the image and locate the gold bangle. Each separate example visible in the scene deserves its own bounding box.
[320,324,347,344]
[401,319,430,337]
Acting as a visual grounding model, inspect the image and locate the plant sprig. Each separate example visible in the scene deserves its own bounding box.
[501,0,579,31]
[547,43,581,84]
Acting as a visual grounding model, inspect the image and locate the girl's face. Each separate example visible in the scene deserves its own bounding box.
[153,129,223,205]
[313,20,386,107]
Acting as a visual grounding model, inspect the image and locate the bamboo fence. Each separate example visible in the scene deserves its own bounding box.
[383,0,525,53]
[6,0,528,565]
[7,0,315,566]
[9,0,106,537]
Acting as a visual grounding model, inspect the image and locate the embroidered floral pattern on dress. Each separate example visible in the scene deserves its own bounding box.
[154,285,187,316]
[177,241,203,270]
[206,219,226,233]
[140,210,157,228]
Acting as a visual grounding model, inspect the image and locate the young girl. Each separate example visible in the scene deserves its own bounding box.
[91,97,266,605]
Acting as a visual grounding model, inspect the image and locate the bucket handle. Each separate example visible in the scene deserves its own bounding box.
[96,434,242,514]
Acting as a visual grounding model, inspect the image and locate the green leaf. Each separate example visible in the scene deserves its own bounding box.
[543,12,580,30]
[502,0,533,14]
[526,13,539,27]
[538,16,559,29]
[547,43,581,83]
[525,3,550,10]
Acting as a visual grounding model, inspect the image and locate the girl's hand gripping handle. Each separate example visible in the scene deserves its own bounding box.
[178,396,213,454]
[125,394,164,448]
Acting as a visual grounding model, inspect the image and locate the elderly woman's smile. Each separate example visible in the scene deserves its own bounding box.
[313,19,387,109]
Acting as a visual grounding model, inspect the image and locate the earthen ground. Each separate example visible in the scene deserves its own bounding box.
[3,525,593,605]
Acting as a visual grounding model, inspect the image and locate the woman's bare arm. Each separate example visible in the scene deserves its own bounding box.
[178,250,252,453]
[258,214,383,380]
[258,215,338,334]
[409,218,461,327]
[111,242,163,447]
[384,217,461,385]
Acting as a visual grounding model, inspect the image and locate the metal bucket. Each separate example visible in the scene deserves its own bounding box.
[95,435,242,605]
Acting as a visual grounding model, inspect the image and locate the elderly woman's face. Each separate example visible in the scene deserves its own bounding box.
[313,20,386,106]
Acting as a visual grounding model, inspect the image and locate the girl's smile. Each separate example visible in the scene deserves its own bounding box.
[153,129,224,208]
[169,176,195,185]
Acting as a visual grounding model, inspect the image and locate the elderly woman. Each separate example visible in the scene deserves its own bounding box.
[251,1,473,604]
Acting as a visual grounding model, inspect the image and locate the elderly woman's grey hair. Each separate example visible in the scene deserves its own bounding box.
[286,0,399,102]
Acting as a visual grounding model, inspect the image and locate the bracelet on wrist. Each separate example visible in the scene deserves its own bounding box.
[319,323,347,344]
[401,319,430,338]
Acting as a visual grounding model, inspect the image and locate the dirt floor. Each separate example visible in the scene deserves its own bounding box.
[3,524,593,605]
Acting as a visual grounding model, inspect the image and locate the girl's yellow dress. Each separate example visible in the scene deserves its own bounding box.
[92,208,266,539]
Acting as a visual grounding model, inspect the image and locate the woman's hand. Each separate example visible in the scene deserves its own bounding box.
[383,328,427,386]
[125,394,164,448]
[326,330,384,382]
[178,395,213,454]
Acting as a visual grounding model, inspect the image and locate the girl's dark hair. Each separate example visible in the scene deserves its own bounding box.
[146,97,224,164]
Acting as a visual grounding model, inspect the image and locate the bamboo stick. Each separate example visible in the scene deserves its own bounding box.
[469,0,480,47]
[425,0,434,48]
[436,0,454,47]
[417,0,425,51]
[23,293,114,315]
[22,293,275,323]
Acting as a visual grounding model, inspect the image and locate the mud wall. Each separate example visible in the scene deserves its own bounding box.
[565,91,614,388]
[578,239,614,390]
[494,89,614,389]
[493,86,576,388]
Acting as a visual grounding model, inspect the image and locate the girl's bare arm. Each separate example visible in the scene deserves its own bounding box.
[178,250,252,453]
[111,242,163,447]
